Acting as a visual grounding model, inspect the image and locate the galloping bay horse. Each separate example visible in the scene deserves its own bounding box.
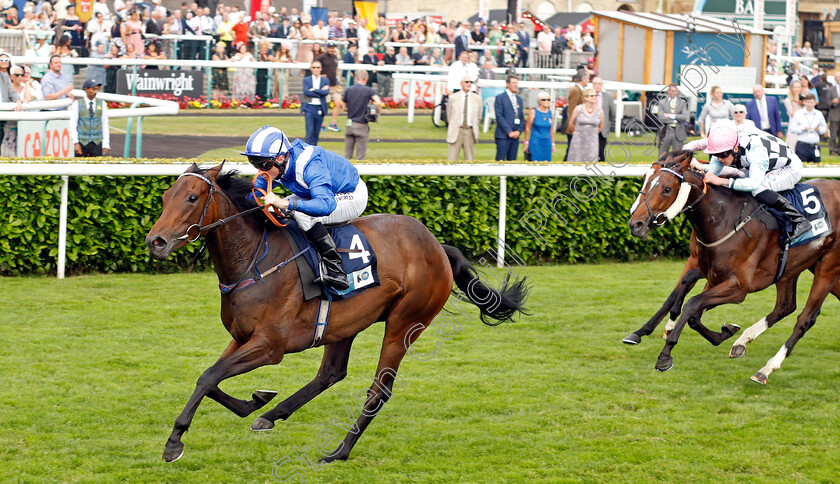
[627,150,840,384]
[145,163,530,462]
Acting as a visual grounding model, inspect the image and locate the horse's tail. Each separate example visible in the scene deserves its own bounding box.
[441,244,531,326]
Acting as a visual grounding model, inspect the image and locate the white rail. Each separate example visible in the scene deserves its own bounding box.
[5,162,840,278]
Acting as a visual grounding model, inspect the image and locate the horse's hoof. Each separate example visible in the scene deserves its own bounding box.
[622,333,641,345]
[729,345,746,358]
[252,389,278,404]
[251,417,275,431]
[750,371,769,385]
[319,450,349,464]
[163,442,185,463]
[655,355,674,372]
[722,324,741,337]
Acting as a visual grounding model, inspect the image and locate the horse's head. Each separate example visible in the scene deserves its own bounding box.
[146,162,225,260]
[628,150,696,239]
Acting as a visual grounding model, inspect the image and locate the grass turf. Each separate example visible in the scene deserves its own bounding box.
[113,113,840,164]
[2,262,839,482]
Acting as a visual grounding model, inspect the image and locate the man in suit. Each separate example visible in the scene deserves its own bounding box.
[516,22,530,68]
[494,74,525,161]
[301,60,330,146]
[825,72,840,155]
[447,75,482,161]
[592,77,615,162]
[745,84,783,138]
[563,70,589,161]
[656,83,690,155]
[478,59,495,81]
[454,22,471,59]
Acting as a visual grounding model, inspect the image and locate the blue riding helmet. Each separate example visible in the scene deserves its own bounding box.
[242,125,292,158]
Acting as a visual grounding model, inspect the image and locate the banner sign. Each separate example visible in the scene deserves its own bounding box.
[393,79,445,104]
[116,69,204,98]
[17,120,73,158]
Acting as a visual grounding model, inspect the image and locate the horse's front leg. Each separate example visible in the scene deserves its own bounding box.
[623,262,702,345]
[164,335,283,462]
[656,279,746,372]
[204,340,279,417]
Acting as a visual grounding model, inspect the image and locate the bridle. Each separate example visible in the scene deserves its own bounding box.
[173,172,282,243]
[630,160,707,229]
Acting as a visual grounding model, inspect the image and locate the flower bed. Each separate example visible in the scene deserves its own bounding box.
[106,94,436,111]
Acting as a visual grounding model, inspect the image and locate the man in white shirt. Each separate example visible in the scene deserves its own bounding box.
[789,92,827,163]
[446,50,478,94]
[69,80,110,157]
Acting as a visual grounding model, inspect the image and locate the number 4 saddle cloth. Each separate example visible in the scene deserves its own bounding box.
[283,220,380,301]
[771,183,831,248]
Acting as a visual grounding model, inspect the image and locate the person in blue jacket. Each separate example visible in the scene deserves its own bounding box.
[302,60,330,145]
[245,125,368,290]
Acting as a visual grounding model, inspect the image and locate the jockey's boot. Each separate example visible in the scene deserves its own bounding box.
[755,190,811,241]
[305,222,350,290]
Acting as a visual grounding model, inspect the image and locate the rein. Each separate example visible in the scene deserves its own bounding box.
[695,201,768,248]
[219,226,311,294]
[174,172,290,243]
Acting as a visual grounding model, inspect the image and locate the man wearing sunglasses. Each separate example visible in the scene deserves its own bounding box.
[446,75,481,160]
[244,125,368,290]
[702,122,810,241]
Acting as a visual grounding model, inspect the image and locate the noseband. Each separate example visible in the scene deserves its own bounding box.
[631,162,706,229]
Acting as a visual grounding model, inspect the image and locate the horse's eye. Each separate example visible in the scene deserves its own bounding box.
[188,194,199,202]
[662,186,672,195]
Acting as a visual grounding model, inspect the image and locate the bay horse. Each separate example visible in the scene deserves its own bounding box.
[145,163,530,462]
[627,150,840,384]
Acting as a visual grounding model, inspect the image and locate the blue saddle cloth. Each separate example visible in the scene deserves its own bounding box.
[285,220,380,300]
[768,183,831,248]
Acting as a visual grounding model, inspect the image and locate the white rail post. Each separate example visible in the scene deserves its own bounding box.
[57,175,69,279]
[407,78,416,123]
[497,175,507,268]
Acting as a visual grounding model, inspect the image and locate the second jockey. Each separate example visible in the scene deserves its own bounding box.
[244,125,368,290]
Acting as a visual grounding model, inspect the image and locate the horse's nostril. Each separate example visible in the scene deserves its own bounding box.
[151,237,166,247]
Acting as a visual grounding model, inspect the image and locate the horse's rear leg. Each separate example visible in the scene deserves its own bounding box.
[656,279,746,372]
[163,336,282,462]
[730,277,798,358]
[623,261,702,345]
[751,263,840,384]
[251,336,356,431]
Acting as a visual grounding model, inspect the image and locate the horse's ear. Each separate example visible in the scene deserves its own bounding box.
[185,162,199,174]
[678,150,694,171]
[206,161,225,179]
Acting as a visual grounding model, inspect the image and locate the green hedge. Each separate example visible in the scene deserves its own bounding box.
[0,173,690,276]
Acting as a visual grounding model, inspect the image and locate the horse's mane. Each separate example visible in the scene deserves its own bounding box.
[191,165,266,224]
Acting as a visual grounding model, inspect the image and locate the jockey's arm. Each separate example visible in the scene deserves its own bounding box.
[729,145,770,192]
[292,183,337,216]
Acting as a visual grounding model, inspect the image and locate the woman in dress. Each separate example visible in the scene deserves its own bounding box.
[696,85,734,137]
[22,66,43,101]
[273,42,292,101]
[371,17,388,54]
[502,23,519,67]
[231,41,256,100]
[110,16,125,53]
[29,32,53,80]
[800,75,818,101]
[104,43,121,94]
[210,42,229,100]
[86,12,111,53]
[523,91,556,161]
[296,16,315,66]
[143,41,165,70]
[122,10,144,57]
[86,42,108,86]
[565,88,603,163]
[60,6,83,52]
[784,80,803,147]
[255,40,275,101]
[52,35,78,82]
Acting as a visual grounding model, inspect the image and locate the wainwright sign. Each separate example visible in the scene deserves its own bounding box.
[116,70,204,98]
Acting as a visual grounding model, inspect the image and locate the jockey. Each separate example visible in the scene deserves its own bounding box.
[701,122,810,241]
[244,125,368,290]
